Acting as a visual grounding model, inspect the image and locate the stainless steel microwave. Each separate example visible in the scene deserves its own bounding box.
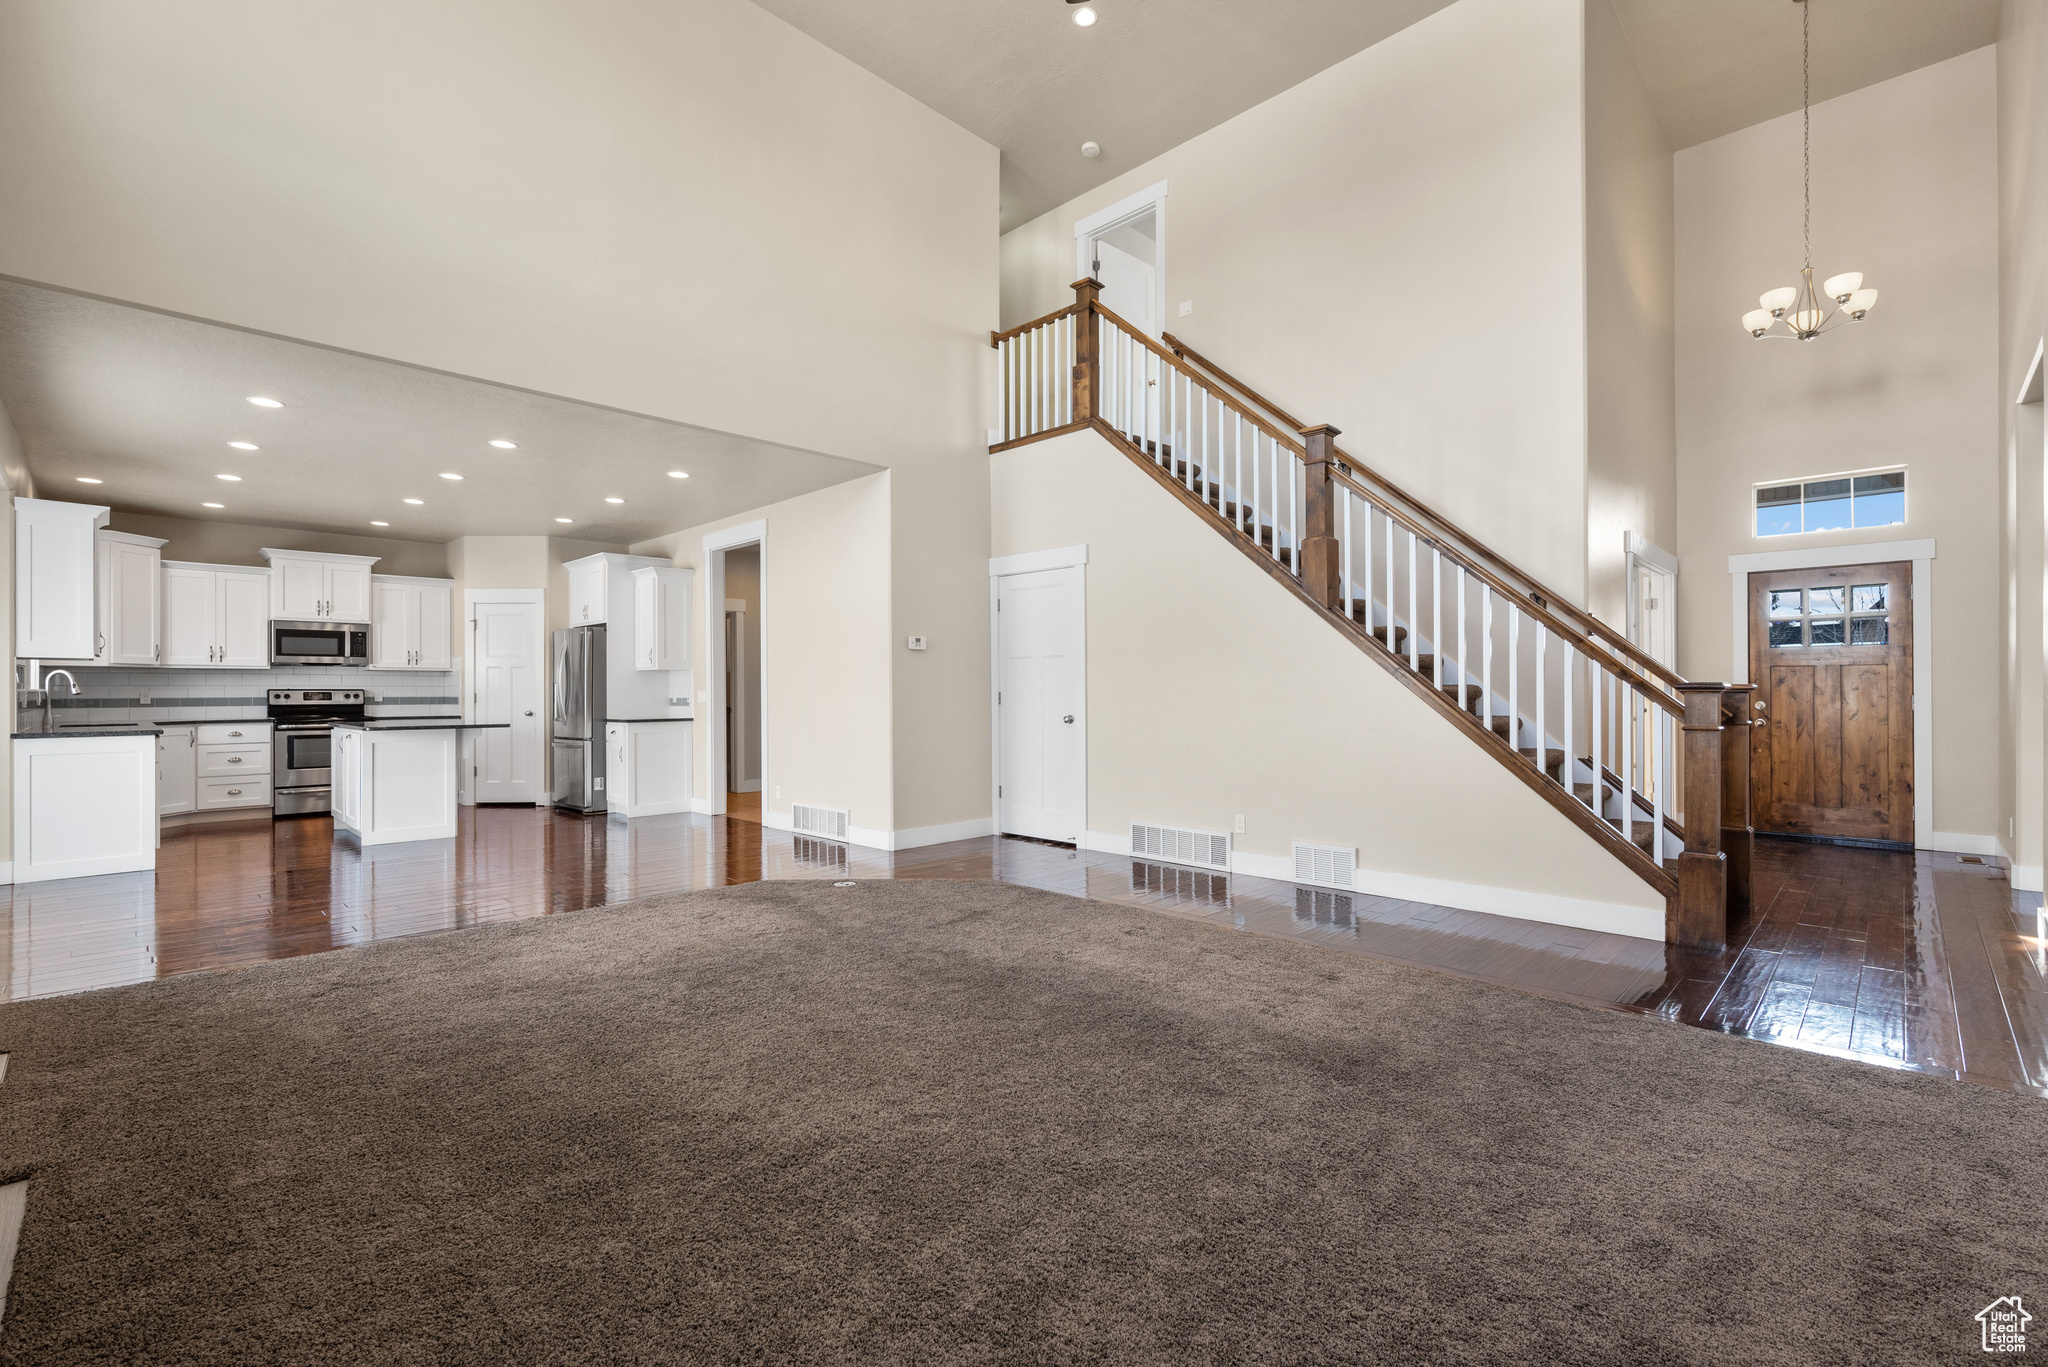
[271,619,370,666]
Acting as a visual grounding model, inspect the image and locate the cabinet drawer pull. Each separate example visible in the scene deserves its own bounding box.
[226,756,243,763]
[226,789,242,796]
[228,730,242,737]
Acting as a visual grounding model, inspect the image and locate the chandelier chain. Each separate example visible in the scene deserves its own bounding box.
[1802,0,1811,270]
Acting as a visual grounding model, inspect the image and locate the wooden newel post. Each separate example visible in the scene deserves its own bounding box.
[1070,278,1102,424]
[1672,682,1729,952]
[1719,685,1757,922]
[1299,424,1342,609]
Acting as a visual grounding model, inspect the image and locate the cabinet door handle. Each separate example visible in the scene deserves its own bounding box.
[227,757,243,764]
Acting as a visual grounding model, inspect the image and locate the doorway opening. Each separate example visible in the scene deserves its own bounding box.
[723,544,762,825]
[1074,181,1166,338]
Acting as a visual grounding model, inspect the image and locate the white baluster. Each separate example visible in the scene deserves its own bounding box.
[1563,645,1574,804]
[1362,498,1375,636]
[1407,530,1418,672]
[1508,607,1520,751]
[1342,492,1353,622]
[1622,685,1635,849]
[1592,666,1604,817]
[1384,507,1395,652]
[1250,430,1262,552]
[1482,587,1494,738]
[1652,703,1665,863]
[1431,548,1443,688]
[1535,625,1547,778]
[1456,565,1467,709]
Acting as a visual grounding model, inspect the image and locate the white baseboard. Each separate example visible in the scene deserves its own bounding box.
[2011,864,2043,894]
[732,779,762,794]
[756,810,993,853]
[1082,830,1663,942]
[0,861,12,886]
[1922,830,2006,858]
[690,796,717,815]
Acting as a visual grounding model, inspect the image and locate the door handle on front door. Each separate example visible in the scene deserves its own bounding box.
[1063,715,1075,724]
[524,710,534,716]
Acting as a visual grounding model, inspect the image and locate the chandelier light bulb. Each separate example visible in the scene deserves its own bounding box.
[1821,272,1863,301]
[1845,288,1879,319]
[1760,287,1799,317]
[1742,309,1774,337]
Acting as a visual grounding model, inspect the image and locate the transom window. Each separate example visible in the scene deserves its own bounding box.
[1766,582,1890,648]
[1755,469,1905,538]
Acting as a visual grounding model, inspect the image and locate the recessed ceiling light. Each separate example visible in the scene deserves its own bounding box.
[246,396,283,408]
[370,521,389,527]
[1073,5,1097,25]
[217,473,242,481]
[440,472,463,480]
[228,441,259,451]
[404,498,424,505]
[604,497,624,504]
[555,517,573,523]
[76,476,103,484]
[489,439,518,449]
[667,470,689,479]
[202,502,224,509]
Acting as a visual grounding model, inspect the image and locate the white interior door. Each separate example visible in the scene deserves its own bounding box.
[1092,238,1154,335]
[997,566,1085,843]
[469,590,545,803]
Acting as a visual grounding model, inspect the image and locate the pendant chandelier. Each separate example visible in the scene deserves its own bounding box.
[1741,0,1877,341]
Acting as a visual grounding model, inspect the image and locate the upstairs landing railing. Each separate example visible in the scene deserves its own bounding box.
[992,279,1754,950]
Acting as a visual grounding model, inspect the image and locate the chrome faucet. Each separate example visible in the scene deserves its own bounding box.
[41,668,79,733]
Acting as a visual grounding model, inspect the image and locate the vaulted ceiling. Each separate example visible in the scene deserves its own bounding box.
[753,0,2002,233]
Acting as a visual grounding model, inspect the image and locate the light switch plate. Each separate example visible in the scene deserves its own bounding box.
[1179,300,1193,317]
[907,636,928,651]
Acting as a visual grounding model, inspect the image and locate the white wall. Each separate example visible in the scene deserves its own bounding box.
[1674,48,2002,846]
[993,429,1665,937]
[1999,0,2048,883]
[1584,0,1676,627]
[999,0,1595,604]
[0,0,998,840]
[108,512,449,578]
[634,474,896,836]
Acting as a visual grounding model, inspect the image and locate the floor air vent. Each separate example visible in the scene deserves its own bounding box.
[1129,822,1231,871]
[1292,841,1358,890]
[792,803,850,841]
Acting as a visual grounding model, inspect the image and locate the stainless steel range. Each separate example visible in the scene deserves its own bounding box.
[268,688,366,817]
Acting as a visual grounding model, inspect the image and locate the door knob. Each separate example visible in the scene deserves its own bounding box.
[1063,715,1075,724]
[524,710,534,716]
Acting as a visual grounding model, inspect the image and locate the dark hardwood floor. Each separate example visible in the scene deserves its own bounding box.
[3,811,2042,1096]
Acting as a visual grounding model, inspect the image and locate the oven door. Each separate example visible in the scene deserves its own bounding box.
[273,726,334,789]
[271,621,370,666]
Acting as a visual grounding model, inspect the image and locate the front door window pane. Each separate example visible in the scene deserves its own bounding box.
[1769,620,1804,648]
[1809,618,1846,646]
[1769,590,1803,617]
[1807,587,1844,614]
[1850,616,1888,645]
[1851,584,1887,612]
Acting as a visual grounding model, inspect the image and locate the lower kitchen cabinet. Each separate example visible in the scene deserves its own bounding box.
[14,734,157,882]
[158,721,272,815]
[605,720,693,818]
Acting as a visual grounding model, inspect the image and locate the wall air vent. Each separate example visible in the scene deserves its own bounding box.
[1292,841,1358,890]
[792,803,850,841]
[1129,822,1231,872]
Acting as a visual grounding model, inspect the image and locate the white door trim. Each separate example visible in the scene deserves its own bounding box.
[1074,180,1167,337]
[1727,537,1948,852]
[990,559,1088,844]
[702,520,767,816]
[463,586,546,807]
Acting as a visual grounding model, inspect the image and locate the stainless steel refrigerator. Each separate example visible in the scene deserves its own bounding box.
[552,625,608,812]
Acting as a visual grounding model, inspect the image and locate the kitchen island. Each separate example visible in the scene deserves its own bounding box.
[12,726,164,882]
[330,720,508,847]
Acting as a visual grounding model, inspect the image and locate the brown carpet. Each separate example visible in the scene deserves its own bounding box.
[0,878,2040,1365]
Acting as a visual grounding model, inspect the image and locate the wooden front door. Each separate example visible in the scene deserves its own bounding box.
[1749,561,1913,847]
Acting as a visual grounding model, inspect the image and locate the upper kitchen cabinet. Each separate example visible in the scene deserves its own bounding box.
[630,566,693,671]
[263,549,376,621]
[163,562,271,668]
[563,552,669,628]
[370,575,453,670]
[95,530,167,666]
[15,497,110,660]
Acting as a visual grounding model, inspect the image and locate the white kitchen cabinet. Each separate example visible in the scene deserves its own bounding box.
[157,725,196,816]
[95,530,166,667]
[563,552,671,628]
[161,562,273,668]
[630,567,692,671]
[332,724,460,845]
[370,575,454,670]
[604,720,693,817]
[15,497,110,661]
[262,549,377,621]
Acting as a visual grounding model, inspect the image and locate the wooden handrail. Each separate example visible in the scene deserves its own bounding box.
[990,304,1079,347]
[1094,305,1308,457]
[1327,463,1684,717]
[1162,329,1684,692]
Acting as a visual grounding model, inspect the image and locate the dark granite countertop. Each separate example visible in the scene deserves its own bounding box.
[607,717,694,724]
[13,727,165,739]
[332,720,511,731]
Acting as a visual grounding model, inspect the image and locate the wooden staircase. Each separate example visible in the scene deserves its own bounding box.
[992,280,1756,950]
